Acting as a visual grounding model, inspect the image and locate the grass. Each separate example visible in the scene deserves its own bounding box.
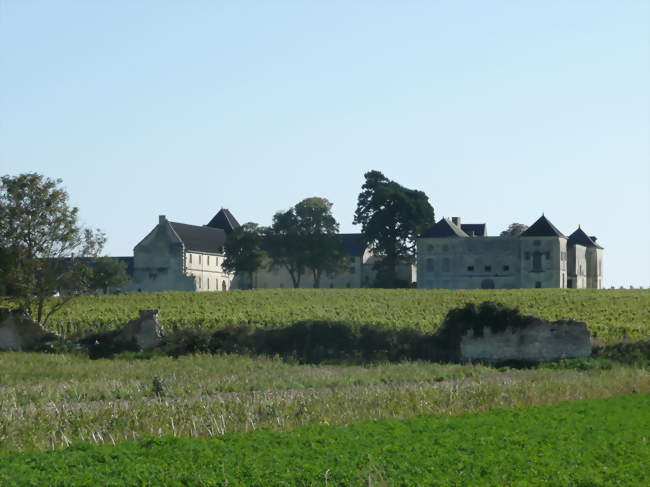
[1,352,648,451]
[1,393,648,486]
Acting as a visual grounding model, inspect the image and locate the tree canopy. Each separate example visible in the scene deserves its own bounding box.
[500,223,529,237]
[222,223,267,289]
[0,173,107,323]
[354,170,435,287]
[267,197,346,288]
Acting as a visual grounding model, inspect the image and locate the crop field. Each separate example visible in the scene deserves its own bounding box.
[2,393,648,486]
[16,288,650,344]
[1,352,648,452]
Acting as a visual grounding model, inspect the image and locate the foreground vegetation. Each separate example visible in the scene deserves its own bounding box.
[14,288,650,344]
[1,352,648,451]
[2,393,648,486]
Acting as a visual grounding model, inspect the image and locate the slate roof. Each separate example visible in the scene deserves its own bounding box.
[260,233,367,257]
[520,215,566,238]
[206,209,240,234]
[338,233,366,256]
[460,223,487,237]
[168,221,227,253]
[568,227,603,249]
[421,218,469,238]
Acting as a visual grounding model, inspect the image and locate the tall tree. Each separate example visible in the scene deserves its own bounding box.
[0,173,106,324]
[354,170,435,287]
[500,223,529,237]
[294,197,346,288]
[222,223,267,289]
[88,257,130,294]
[267,209,306,288]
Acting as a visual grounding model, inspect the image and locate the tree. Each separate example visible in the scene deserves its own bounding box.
[267,198,347,288]
[0,173,106,324]
[294,197,347,288]
[353,170,435,287]
[88,257,130,293]
[267,209,306,288]
[222,223,267,289]
[500,223,529,237]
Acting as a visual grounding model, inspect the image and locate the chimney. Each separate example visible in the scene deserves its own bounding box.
[451,217,461,227]
[590,236,597,242]
[159,215,166,224]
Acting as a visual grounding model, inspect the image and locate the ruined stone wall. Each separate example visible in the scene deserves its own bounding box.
[460,320,591,363]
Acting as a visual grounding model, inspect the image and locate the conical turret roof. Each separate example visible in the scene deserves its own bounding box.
[568,226,603,249]
[206,208,240,234]
[521,215,565,238]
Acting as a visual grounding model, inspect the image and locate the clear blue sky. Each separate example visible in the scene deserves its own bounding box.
[1,1,648,287]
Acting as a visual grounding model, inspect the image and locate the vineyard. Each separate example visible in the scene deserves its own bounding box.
[19,288,650,344]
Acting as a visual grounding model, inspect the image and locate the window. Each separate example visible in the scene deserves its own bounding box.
[484,265,492,272]
[535,281,542,288]
[532,252,542,272]
[222,281,227,291]
[207,256,210,266]
[525,252,530,260]
[207,278,210,290]
[533,240,541,246]
[198,277,201,289]
[442,258,450,272]
[346,282,351,288]
[545,251,550,260]
[503,265,510,271]
[189,254,192,264]
[426,258,434,272]
[199,254,202,264]
[467,266,474,271]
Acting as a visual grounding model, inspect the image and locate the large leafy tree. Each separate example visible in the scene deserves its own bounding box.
[267,209,306,288]
[500,223,529,237]
[222,223,267,289]
[294,197,346,288]
[88,257,130,293]
[0,173,106,324]
[354,170,435,287]
[267,197,346,288]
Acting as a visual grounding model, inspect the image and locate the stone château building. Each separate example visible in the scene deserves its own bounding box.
[416,215,603,290]
[130,209,415,292]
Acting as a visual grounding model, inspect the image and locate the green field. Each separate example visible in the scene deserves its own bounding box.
[19,289,650,344]
[2,393,648,486]
[1,352,648,451]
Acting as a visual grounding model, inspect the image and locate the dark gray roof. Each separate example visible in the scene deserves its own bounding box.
[206,209,240,234]
[169,221,227,253]
[520,215,566,238]
[568,227,603,249]
[421,218,469,238]
[461,223,487,237]
[260,233,367,256]
[338,233,366,256]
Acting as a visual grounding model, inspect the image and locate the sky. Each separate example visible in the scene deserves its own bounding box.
[0,1,648,287]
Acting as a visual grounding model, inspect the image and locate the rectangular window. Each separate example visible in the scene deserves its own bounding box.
[198,277,201,289]
[533,240,541,246]
[532,252,542,272]
[207,278,210,290]
[199,254,202,264]
[207,256,210,266]
[545,251,550,260]
[442,258,450,272]
[189,254,192,264]
[535,281,542,288]
[503,265,509,271]
[525,252,530,260]
[467,266,474,271]
[484,265,492,272]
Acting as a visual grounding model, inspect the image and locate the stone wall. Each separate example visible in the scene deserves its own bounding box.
[0,308,58,351]
[460,319,591,363]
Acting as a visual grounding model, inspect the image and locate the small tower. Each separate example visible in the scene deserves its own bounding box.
[520,215,567,289]
[568,227,603,289]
